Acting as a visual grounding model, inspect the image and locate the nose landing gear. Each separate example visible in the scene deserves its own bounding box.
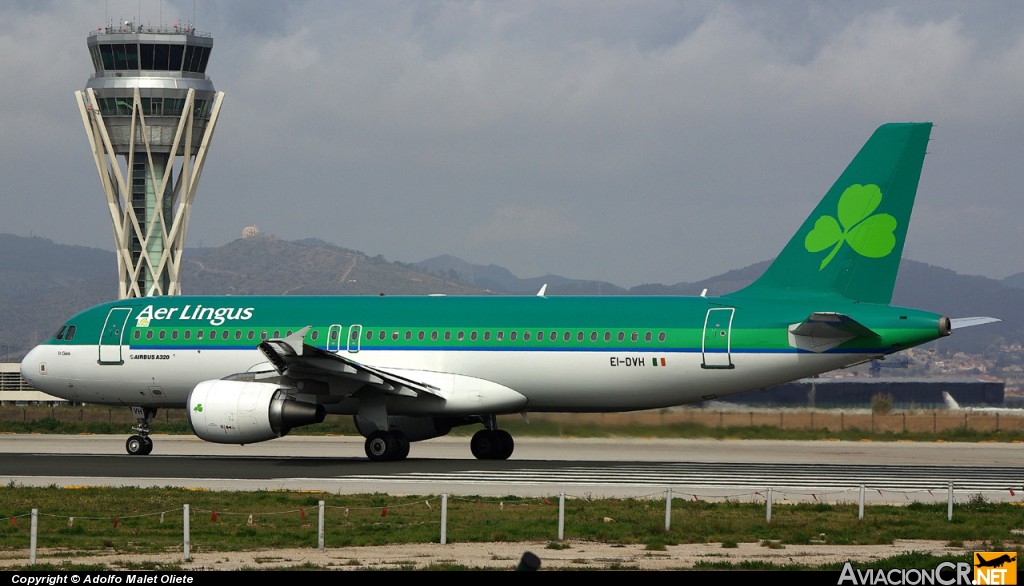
[126,406,157,455]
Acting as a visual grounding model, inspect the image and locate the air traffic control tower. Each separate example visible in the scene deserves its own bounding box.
[76,21,224,298]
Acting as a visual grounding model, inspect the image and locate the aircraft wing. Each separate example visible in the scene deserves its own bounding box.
[788,312,878,353]
[257,327,444,399]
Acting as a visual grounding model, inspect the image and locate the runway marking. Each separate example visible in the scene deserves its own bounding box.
[345,462,1024,493]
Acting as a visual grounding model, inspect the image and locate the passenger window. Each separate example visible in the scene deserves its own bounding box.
[405,331,412,341]
[563,332,570,342]
[444,331,451,341]
[604,332,611,342]
[134,331,141,340]
[523,332,531,341]
[159,331,166,340]
[328,330,336,341]
[310,331,318,341]
[379,330,386,340]
[209,330,216,340]
[658,332,666,342]
[631,332,638,342]
[222,330,229,340]
[457,331,464,341]
[470,331,477,341]
[577,332,584,342]
[184,330,191,340]
[365,330,373,340]
[483,331,490,341]
[536,331,543,340]
[248,331,255,340]
[197,330,203,340]
[392,331,399,341]
[617,332,625,342]
[431,331,438,341]
[273,330,280,338]
[171,330,178,340]
[234,330,241,340]
[645,332,652,342]
[418,331,425,341]
[146,331,153,340]
[496,331,504,341]
[510,331,517,341]
[590,332,597,342]
[550,332,557,341]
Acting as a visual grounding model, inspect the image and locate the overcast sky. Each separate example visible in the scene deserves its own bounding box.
[3,1,1024,288]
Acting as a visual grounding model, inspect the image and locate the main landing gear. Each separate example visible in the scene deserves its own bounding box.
[364,430,411,462]
[126,406,156,455]
[470,415,514,460]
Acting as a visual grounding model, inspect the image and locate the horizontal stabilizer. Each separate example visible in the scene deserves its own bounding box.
[788,312,878,353]
[950,317,1001,330]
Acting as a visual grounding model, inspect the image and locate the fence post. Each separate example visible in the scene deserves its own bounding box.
[441,494,448,545]
[318,500,325,551]
[765,488,772,524]
[183,504,190,561]
[858,485,865,520]
[947,482,954,521]
[558,492,565,541]
[30,509,37,566]
[664,488,672,531]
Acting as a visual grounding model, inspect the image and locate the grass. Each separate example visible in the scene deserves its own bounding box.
[1,486,1023,570]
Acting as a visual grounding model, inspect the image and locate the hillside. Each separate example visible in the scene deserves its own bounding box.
[0,233,1018,360]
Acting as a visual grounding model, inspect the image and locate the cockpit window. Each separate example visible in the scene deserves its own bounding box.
[65,325,77,341]
[54,325,67,340]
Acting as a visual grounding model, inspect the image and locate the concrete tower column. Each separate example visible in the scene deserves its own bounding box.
[76,20,224,298]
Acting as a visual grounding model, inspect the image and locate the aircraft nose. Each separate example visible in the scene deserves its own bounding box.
[19,345,47,388]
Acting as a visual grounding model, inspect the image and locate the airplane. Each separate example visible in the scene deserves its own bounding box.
[19,122,1000,461]
[976,553,1016,568]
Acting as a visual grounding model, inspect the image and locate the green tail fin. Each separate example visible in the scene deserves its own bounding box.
[728,122,932,304]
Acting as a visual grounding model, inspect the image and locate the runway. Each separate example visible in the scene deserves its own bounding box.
[3,434,1023,503]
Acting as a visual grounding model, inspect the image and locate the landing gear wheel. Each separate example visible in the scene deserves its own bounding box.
[495,429,514,460]
[393,431,411,460]
[471,429,514,460]
[127,407,156,456]
[365,431,412,461]
[126,435,148,455]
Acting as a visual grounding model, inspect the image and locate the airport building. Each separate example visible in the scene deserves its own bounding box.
[76,20,224,298]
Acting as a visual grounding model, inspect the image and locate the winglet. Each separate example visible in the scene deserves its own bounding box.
[537,284,548,297]
[258,326,312,374]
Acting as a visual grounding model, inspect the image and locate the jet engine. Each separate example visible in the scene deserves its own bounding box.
[187,380,325,444]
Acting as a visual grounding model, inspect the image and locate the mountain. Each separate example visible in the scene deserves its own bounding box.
[412,254,627,295]
[0,233,1018,360]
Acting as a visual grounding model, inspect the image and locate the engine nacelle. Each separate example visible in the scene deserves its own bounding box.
[187,380,326,444]
[354,415,470,442]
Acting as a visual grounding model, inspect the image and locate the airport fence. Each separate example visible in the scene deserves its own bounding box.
[2,484,1017,567]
